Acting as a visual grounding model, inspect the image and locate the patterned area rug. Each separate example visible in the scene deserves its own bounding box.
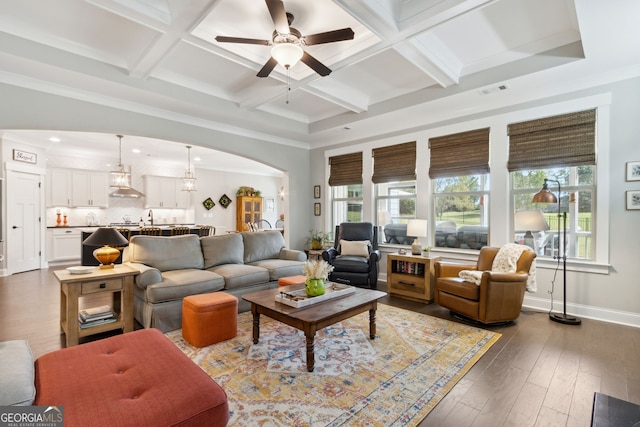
[166,304,500,426]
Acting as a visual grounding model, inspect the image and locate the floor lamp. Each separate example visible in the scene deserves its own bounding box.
[532,178,581,325]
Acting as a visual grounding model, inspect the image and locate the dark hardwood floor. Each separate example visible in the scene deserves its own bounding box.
[1,266,638,427]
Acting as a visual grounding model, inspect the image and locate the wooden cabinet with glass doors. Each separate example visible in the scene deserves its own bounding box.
[236,196,262,231]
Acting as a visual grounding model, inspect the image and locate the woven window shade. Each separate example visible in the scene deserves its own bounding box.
[507,109,596,171]
[372,141,416,184]
[328,152,363,186]
[428,128,490,178]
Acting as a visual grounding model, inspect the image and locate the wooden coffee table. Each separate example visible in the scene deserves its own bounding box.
[242,285,386,372]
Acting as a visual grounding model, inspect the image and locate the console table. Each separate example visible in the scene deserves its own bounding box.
[54,264,137,347]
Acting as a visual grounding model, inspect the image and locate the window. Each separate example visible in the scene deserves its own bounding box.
[433,175,489,249]
[331,184,363,228]
[328,152,363,231]
[429,128,490,250]
[513,167,595,259]
[508,109,596,260]
[376,180,416,244]
[372,142,417,244]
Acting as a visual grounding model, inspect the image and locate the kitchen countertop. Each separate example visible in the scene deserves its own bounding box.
[47,224,197,230]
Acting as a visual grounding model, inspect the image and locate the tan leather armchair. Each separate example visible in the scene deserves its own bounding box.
[434,247,536,324]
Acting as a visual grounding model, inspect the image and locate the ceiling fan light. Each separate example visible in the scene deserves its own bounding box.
[271,43,303,69]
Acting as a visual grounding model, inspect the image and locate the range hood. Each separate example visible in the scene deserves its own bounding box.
[109,135,145,198]
[110,186,145,198]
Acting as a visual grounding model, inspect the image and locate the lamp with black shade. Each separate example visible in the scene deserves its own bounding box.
[82,227,129,269]
[532,178,581,325]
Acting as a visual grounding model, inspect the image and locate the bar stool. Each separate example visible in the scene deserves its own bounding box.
[170,226,190,236]
[197,225,214,237]
[139,226,162,236]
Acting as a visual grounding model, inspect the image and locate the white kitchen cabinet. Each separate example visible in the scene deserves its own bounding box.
[144,176,187,208]
[46,228,81,262]
[47,168,72,207]
[71,170,109,207]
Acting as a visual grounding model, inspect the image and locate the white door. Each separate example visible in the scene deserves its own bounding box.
[7,170,41,273]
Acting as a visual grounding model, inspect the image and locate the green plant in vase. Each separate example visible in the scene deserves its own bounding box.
[307,229,332,250]
[303,259,334,297]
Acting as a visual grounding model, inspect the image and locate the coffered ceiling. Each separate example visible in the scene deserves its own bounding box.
[1,0,639,168]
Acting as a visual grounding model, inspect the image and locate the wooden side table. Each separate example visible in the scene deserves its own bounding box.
[386,253,440,303]
[53,264,138,347]
[306,249,324,261]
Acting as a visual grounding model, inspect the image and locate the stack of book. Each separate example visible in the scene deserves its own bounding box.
[78,305,116,329]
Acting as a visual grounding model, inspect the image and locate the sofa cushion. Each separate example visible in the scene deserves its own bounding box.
[201,233,244,269]
[242,231,285,264]
[127,235,204,272]
[208,264,270,290]
[437,277,481,301]
[250,259,305,281]
[331,256,371,273]
[0,340,35,406]
[143,269,225,303]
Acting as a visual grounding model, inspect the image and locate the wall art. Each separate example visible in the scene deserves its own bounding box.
[626,161,640,181]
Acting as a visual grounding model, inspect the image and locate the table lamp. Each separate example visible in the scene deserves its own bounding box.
[514,210,549,249]
[407,219,427,255]
[82,227,129,269]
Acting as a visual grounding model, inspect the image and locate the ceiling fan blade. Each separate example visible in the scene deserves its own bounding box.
[257,57,278,78]
[265,0,290,35]
[215,36,270,45]
[300,52,331,76]
[303,28,355,46]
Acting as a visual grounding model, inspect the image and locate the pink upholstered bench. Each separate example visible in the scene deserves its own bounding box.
[34,328,229,427]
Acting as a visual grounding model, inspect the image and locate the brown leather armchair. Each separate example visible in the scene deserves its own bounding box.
[434,247,536,324]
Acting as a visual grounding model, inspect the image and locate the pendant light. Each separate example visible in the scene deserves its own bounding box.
[182,145,196,192]
[110,135,144,198]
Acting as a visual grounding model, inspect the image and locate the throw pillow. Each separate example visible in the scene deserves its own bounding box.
[340,240,370,257]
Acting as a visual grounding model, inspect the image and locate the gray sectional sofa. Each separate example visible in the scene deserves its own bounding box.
[123,231,306,332]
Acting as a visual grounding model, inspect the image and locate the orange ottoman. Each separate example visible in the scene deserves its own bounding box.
[182,292,238,348]
[278,275,307,287]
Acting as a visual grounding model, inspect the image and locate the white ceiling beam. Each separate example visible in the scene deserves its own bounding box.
[304,78,369,113]
[123,0,219,79]
[332,0,400,39]
[393,33,462,87]
[397,0,497,31]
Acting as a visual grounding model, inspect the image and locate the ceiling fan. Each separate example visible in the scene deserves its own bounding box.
[215,0,354,78]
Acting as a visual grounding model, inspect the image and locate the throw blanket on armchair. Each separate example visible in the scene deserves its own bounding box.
[459,243,537,292]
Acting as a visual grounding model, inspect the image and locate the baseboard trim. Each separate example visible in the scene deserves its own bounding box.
[523,295,640,329]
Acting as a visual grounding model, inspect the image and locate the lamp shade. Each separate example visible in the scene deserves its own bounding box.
[532,181,558,204]
[407,219,428,255]
[407,219,427,238]
[514,210,549,232]
[82,227,129,269]
[271,43,303,69]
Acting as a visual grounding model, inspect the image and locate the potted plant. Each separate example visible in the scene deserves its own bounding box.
[307,229,332,250]
[303,259,334,296]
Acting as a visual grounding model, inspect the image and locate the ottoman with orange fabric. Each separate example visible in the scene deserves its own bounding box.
[34,328,229,427]
[278,275,307,287]
[182,292,238,348]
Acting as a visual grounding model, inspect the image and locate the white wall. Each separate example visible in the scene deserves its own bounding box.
[311,76,640,327]
[0,83,312,251]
